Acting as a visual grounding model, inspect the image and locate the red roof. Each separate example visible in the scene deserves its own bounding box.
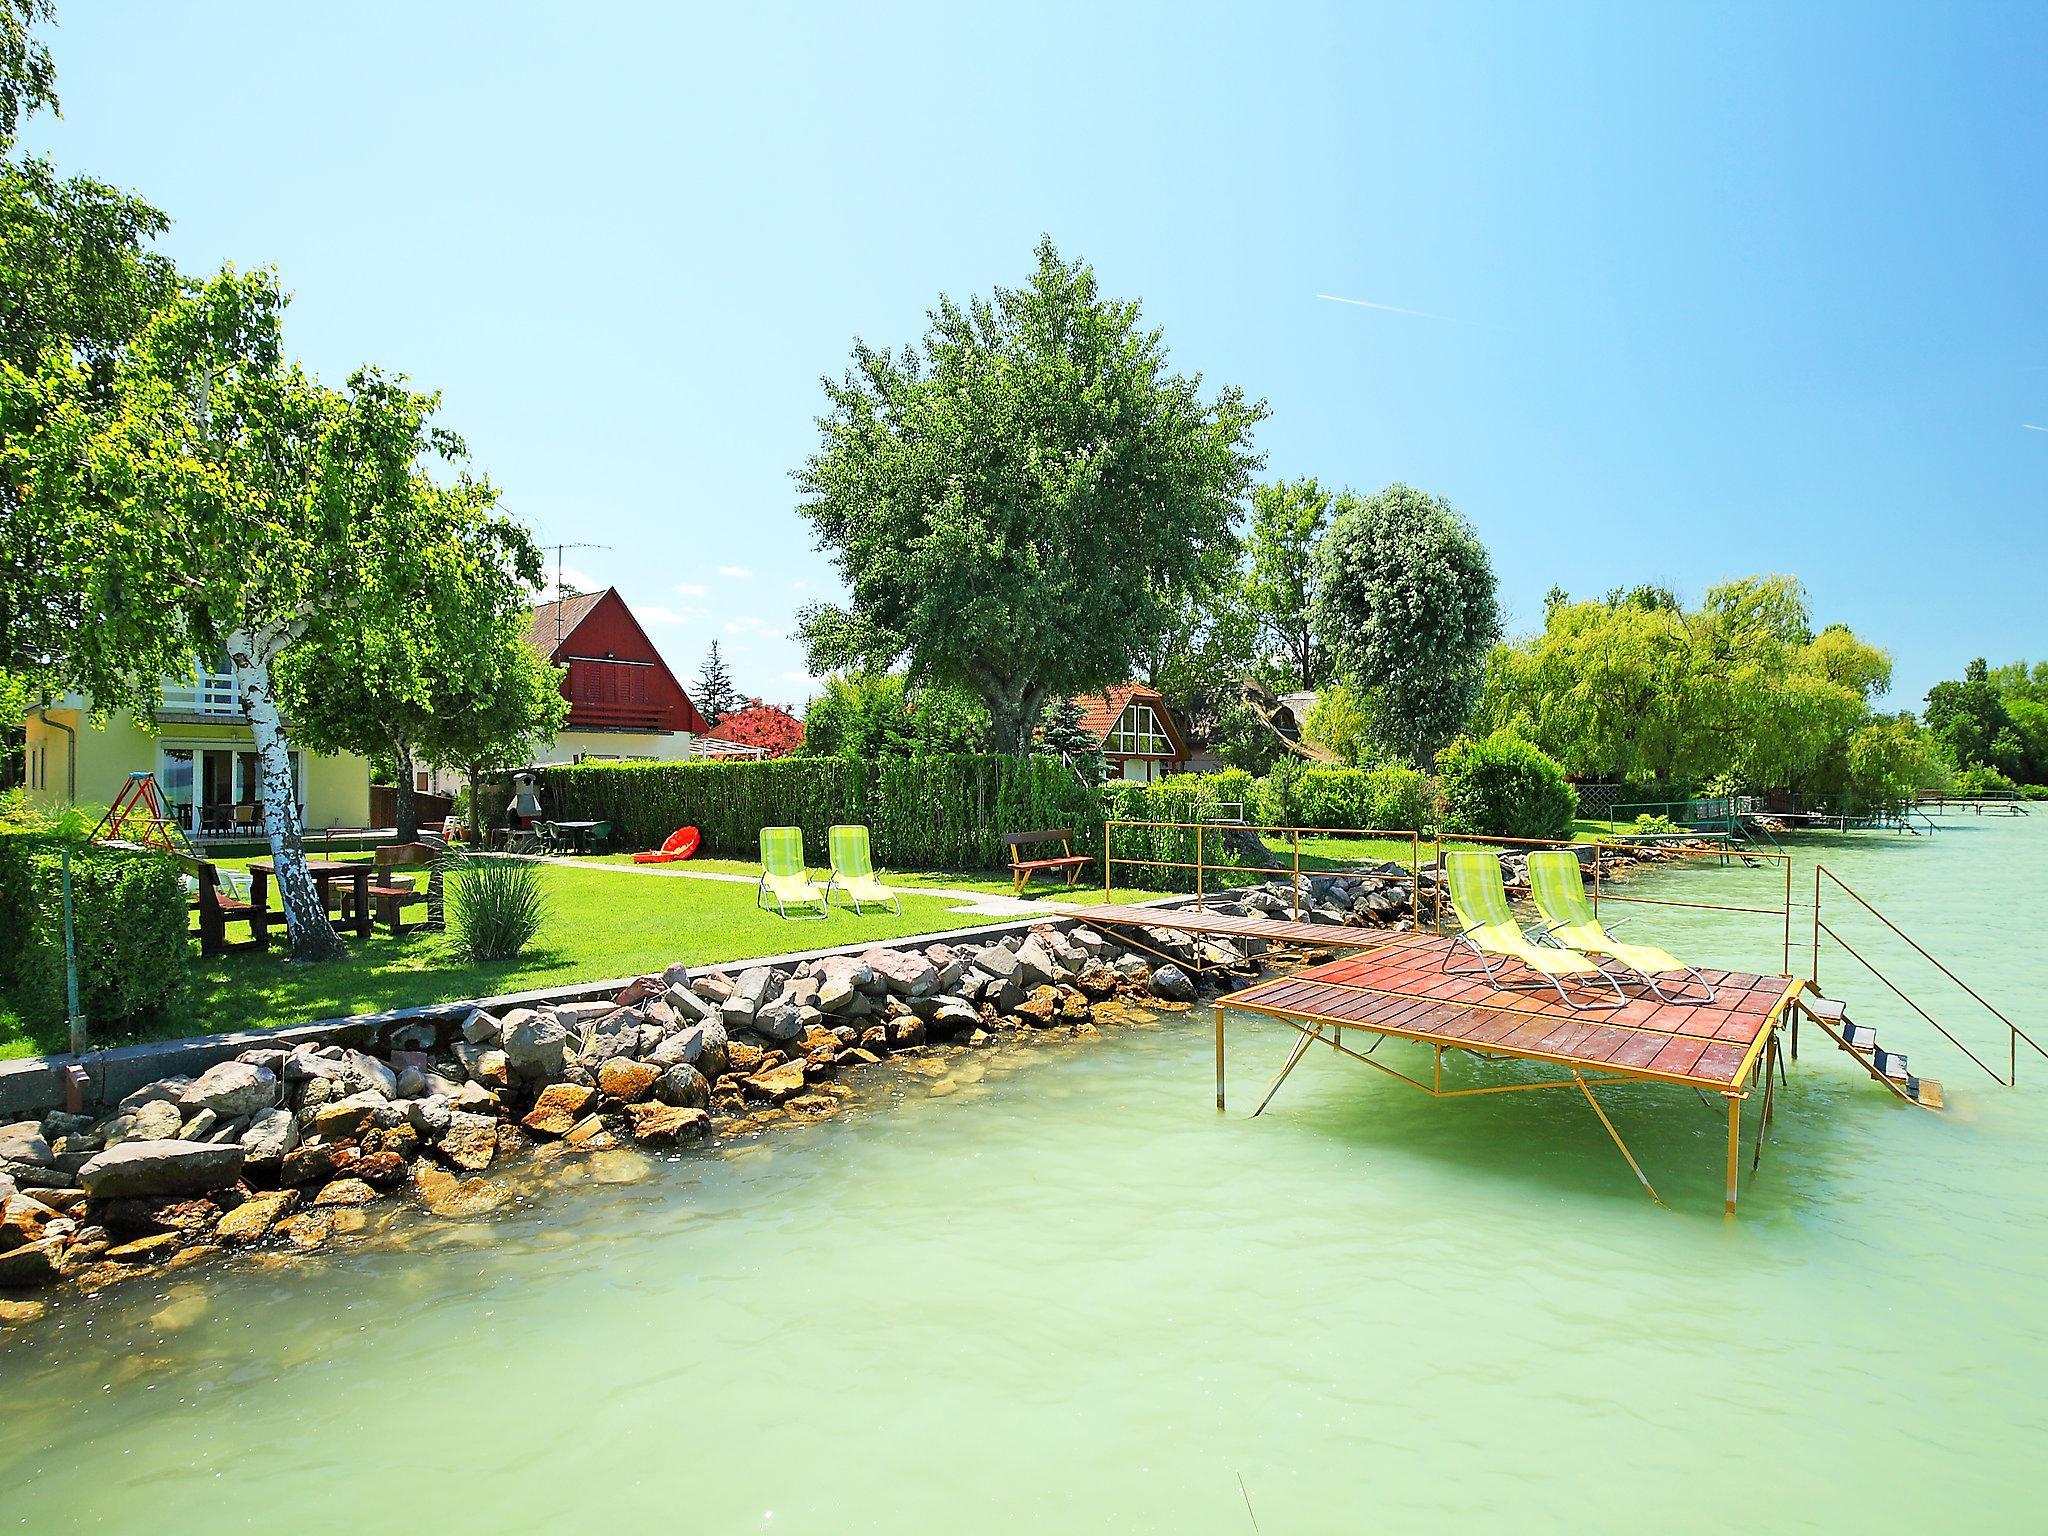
[1072,683,1188,759]
[524,588,710,736]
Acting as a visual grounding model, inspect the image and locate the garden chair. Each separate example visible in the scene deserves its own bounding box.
[825,824,902,915]
[1439,850,1624,1009]
[1525,850,1714,1004]
[757,826,828,920]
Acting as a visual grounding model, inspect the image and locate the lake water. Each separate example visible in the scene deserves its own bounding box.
[2,816,2043,1532]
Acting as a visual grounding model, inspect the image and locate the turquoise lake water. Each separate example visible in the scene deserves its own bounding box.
[1,816,2042,1532]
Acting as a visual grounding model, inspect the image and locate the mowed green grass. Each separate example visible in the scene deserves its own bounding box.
[0,863,1007,1059]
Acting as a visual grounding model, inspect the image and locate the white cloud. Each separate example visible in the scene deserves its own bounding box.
[723,615,778,638]
[789,578,811,592]
[718,564,753,579]
[675,582,707,598]
[2026,423,2048,433]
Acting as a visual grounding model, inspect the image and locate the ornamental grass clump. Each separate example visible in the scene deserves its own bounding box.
[443,853,547,961]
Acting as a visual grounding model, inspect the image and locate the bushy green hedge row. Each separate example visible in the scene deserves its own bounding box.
[540,754,1100,871]
[1254,762,1431,831]
[1434,731,1575,840]
[1101,773,1271,891]
[0,828,191,1043]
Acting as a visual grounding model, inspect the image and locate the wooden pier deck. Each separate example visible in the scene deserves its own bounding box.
[1212,934,1807,1213]
[1053,903,1419,960]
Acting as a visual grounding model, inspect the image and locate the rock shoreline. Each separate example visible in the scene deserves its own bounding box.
[0,842,1692,1329]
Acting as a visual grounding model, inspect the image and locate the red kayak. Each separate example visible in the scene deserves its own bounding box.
[631,826,700,864]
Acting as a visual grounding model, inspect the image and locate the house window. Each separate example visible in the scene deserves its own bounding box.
[415,770,431,792]
[1104,702,1172,757]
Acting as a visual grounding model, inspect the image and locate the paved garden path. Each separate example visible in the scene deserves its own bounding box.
[532,856,1045,918]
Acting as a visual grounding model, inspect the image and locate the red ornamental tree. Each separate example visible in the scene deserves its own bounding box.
[707,700,804,758]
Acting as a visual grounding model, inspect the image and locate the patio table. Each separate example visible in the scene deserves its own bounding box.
[550,819,603,854]
[247,857,373,938]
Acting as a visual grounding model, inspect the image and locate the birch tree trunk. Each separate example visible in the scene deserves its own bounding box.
[229,624,347,962]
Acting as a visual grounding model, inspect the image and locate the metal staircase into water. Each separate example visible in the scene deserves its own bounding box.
[1797,995,1945,1109]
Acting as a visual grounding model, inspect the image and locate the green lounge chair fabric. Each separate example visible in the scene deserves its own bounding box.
[757,826,828,919]
[1525,850,1714,1004]
[826,824,902,915]
[1440,850,1623,1008]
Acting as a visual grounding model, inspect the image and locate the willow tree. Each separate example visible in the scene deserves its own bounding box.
[67,269,528,959]
[794,237,1267,753]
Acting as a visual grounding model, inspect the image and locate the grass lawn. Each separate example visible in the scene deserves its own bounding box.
[0,863,1016,1060]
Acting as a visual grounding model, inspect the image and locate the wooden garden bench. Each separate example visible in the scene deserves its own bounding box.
[1003,829,1092,896]
[344,842,442,935]
[176,853,270,955]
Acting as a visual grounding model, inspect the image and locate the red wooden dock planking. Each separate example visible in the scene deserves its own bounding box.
[1216,935,1800,1091]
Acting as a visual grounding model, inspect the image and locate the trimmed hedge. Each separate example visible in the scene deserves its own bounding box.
[1252,763,1429,832]
[1,833,191,1043]
[1434,731,1575,840]
[540,754,1099,872]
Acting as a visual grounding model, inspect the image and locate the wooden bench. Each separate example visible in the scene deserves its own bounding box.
[342,842,442,935]
[175,854,269,955]
[1003,829,1093,896]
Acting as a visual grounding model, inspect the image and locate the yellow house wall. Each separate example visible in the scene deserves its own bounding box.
[22,705,370,830]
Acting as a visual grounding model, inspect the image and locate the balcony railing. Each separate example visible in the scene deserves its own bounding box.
[160,670,240,717]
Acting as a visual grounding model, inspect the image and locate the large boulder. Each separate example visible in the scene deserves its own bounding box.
[501,1009,570,1082]
[576,1009,645,1065]
[239,1108,299,1167]
[0,1123,52,1168]
[654,1064,711,1110]
[862,947,937,998]
[1149,964,1196,1002]
[79,1140,244,1201]
[1011,938,1058,989]
[337,1051,399,1100]
[177,1061,279,1120]
[752,1000,804,1043]
[438,1112,499,1173]
[664,982,716,1025]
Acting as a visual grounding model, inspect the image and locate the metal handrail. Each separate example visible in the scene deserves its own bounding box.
[1099,821,1794,971]
[1813,862,2045,1086]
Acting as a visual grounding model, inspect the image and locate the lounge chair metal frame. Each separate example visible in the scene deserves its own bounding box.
[1439,851,1626,1011]
[757,825,829,921]
[1523,849,1716,1006]
[823,823,903,916]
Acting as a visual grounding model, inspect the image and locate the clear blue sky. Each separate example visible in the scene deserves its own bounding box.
[24,1,2046,710]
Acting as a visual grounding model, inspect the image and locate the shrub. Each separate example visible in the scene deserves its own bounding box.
[1630,812,1684,835]
[1951,764,2018,798]
[1249,763,1428,831]
[1102,772,1274,891]
[1435,731,1576,840]
[541,754,1098,872]
[7,841,191,1044]
[443,853,547,962]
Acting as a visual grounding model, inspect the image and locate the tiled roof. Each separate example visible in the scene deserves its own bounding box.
[525,590,608,661]
[1070,682,1188,758]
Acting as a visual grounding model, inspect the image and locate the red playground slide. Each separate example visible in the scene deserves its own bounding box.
[631,826,701,864]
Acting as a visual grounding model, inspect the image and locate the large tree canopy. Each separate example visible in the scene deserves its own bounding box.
[794,237,1267,753]
[1243,476,1332,691]
[1310,483,1500,764]
[1477,575,1895,795]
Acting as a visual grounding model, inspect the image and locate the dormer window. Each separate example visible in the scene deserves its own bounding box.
[1105,702,1172,756]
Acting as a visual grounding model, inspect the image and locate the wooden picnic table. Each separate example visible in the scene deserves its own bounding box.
[248,857,373,938]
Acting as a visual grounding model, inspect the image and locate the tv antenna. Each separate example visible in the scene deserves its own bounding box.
[540,541,611,651]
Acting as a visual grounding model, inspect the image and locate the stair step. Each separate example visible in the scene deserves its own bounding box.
[1841,1023,1878,1051]
[1874,1048,1910,1080]
[1907,1076,1945,1110]
[1805,997,1848,1022]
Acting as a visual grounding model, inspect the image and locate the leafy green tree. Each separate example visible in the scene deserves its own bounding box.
[1301,683,1373,766]
[1846,715,1947,814]
[1243,477,1332,689]
[795,237,1267,753]
[1,4,178,703]
[1923,659,2011,775]
[275,517,546,841]
[1311,483,1500,764]
[63,270,529,959]
[419,627,568,844]
[692,639,741,726]
[1130,543,1259,748]
[803,671,989,759]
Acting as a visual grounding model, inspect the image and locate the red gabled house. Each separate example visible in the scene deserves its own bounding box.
[1073,683,1190,782]
[526,588,710,761]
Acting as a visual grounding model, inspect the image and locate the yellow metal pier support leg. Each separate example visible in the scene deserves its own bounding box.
[1724,1092,1741,1216]
[1215,1005,1227,1111]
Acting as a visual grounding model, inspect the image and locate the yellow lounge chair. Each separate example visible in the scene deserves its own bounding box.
[757,826,828,920]
[1440,850,1624,1009]
[1525,850,1714,1004]
[825,824,902,916]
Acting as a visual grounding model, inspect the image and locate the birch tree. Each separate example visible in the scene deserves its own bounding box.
[72,268,527,959]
